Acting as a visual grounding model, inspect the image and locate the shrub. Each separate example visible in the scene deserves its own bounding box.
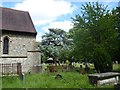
[93,47,112,73]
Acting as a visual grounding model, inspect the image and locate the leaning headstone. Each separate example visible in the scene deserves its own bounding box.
[19,73,24,81]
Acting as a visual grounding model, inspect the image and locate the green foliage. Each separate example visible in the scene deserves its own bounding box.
[71,2,118,72]
[40,28,73,62]
[112,6,120,63]
[72,28,94,61]
[94,46,112,72]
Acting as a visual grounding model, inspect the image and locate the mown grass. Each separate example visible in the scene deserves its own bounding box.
[113,64,120,73]
[2,72,114,89]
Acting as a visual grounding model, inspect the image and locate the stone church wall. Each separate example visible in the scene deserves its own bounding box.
[0,32,41,73]
[1,32,36,56]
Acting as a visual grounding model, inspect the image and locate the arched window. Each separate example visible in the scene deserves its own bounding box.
[3,37,9,54]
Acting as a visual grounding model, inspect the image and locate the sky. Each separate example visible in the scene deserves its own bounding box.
[0,0,120,42]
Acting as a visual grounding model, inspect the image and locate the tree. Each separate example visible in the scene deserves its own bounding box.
[70,28,94,62]
[40,28,72,63]
[71,2,118,72]
[112,5,120,63]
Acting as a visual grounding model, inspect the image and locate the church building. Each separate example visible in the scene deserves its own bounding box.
[0,7,41,73]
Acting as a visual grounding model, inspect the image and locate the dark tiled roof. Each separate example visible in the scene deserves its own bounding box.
[0,7,37,35]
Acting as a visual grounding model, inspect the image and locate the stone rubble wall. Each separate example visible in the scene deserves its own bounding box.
[1,32,36,56]
[0,32,41,73]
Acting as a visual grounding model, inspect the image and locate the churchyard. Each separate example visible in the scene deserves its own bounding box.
[2,63,120,89]
[1,1,120,89]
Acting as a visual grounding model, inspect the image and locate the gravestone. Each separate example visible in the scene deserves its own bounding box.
[88,72,120,86]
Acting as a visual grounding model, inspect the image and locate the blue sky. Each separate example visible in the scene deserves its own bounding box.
[0,0,119,41]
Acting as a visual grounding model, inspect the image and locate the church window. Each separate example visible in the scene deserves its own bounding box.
[3,37,9,54]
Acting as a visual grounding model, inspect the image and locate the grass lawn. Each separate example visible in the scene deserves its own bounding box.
[113,64,120,73]
[2,72,114,89]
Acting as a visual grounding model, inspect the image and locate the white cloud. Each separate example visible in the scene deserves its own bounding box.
[13,0,76,25]
[12,0,76,42]
[12,0,118,42]
[41,20,73,33]
[48,21,73,32]
[36,21,73,41]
